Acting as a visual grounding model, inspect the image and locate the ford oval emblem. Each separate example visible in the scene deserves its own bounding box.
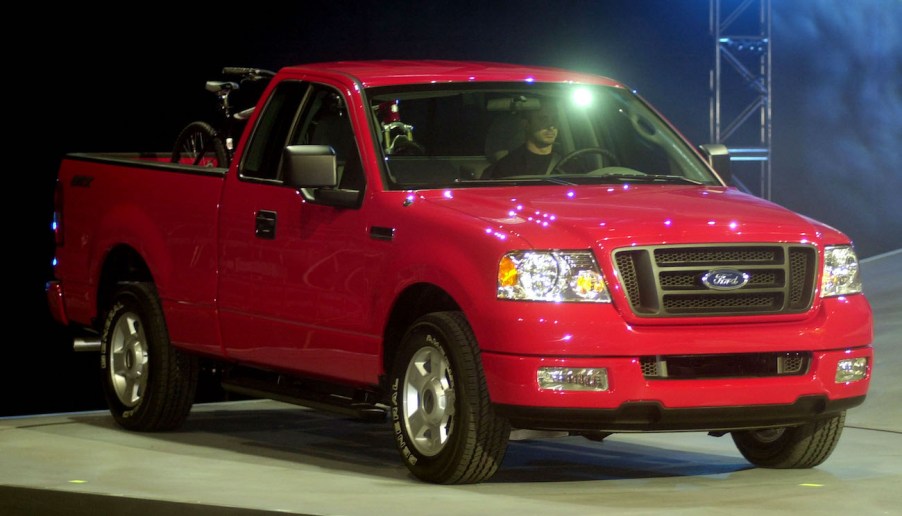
[701,269,750,290]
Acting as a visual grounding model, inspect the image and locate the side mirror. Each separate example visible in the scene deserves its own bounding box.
[699,144,731,185]
[281,145,338,188]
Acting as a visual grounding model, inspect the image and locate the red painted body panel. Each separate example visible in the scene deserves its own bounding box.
[469,294,872,358]
[280,60,625,89]
[476,296,872,409]
[49,61,873,424]
[45,281,68,326]
[481,345,872,410]
[54,156,224,354]
[216,175,386,384]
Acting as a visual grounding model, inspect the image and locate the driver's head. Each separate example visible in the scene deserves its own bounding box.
[524,101,559,153]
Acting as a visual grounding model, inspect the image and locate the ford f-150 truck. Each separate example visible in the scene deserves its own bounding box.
[47,60,872,484]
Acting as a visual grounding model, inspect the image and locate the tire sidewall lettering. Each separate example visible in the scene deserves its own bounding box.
[424,333,456,400]
[391,376,417,466]
[101,291,148,418]
[99,301,125,371]
[392,330,454,468]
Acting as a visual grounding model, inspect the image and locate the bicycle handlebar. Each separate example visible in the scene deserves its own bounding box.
[221,67,276,80]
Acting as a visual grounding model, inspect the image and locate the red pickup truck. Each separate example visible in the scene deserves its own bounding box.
[47,60,872,484]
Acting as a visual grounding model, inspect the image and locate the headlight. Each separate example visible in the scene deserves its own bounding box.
[497,250,611,302]
[821,245,862,297]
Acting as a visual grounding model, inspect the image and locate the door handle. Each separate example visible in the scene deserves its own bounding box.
[255,210,277,240]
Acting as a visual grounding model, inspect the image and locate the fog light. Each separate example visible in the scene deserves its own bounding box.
[538,367,608,391]
[835,358,868,383]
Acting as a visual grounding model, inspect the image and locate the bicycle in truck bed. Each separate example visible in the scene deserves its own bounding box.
[170,66,274,167]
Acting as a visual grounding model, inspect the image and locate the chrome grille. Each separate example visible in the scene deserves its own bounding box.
[654,247,778,265]
[613,244,817,317]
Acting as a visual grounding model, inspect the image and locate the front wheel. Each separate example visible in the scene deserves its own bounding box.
[390,312,510,484]
[170,121,229,167]
[731,412,846,468]
[100,282,198,431]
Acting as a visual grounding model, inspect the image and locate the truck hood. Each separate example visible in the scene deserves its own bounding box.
[418,185,848,250]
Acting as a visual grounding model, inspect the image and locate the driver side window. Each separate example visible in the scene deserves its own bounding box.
[241,81,307,182]
[291,85,365,191]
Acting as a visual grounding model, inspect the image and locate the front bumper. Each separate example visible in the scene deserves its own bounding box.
[481,344,872,432]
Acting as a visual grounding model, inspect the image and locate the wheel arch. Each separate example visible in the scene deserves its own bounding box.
[381,282,461,381]
[96,244,155,325]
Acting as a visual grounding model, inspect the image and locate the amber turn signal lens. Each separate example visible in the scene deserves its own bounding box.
[498,255,518,287]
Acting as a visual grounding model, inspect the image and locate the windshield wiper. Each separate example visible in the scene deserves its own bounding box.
[453,177,576,186]
[602,174,703,185]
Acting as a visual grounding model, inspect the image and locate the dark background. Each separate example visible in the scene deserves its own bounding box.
[7,0,899,417]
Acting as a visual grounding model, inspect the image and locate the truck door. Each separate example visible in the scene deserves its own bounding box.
[217,79,382,384]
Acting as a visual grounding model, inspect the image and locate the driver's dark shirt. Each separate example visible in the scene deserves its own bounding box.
[489,145,558,178]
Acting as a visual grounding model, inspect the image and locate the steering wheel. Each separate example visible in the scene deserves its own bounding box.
[552,147,619,174]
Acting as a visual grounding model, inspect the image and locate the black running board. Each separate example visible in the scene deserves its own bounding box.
[221,367,387,422]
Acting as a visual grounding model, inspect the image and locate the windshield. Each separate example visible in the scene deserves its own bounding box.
[366,82,720,189]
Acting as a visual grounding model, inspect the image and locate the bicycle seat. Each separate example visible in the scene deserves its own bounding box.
[205,81,239,94]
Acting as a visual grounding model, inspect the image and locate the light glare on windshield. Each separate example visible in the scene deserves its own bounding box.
[571,87,593,107]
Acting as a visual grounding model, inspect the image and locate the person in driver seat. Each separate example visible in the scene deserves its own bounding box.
[488,103,560,178]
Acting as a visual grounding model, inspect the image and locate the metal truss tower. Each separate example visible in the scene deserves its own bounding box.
[710,0,772,199]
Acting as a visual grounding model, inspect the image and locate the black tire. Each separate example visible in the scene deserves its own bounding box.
[731,412,846,468]
[390,312,510,484]
[100,282,198,431]
[170,121,229,167]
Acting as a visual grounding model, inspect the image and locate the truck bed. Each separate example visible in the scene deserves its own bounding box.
[54,152,226,355]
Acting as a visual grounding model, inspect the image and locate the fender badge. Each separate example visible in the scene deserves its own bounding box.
[701,269,750,290]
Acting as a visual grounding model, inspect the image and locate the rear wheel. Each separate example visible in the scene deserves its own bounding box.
[390,312,510,484]
[170,121,228,167]
[731,412,846,468]
[100,282,198,431]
